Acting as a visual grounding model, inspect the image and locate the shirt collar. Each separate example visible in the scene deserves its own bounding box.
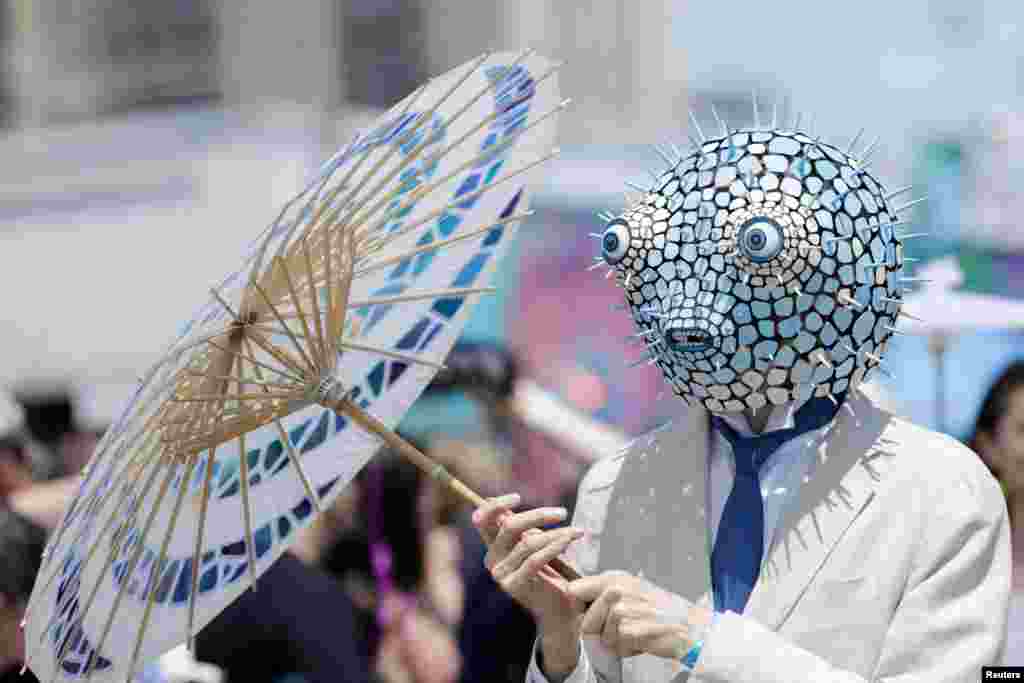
[713,392,815,437]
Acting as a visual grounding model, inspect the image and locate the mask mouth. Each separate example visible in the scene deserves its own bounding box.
[665,326,712,353]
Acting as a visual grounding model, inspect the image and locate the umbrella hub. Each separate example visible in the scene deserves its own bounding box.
[312,375,347,405]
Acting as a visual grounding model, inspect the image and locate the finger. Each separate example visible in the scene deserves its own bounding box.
[603,599,631,655]
[618,620,684,659]
[493,507,568,557]
[568,573,618,603]
[471,494,521,539]
[580,585,622,637]
[501,527,582,594]
[492,527,582,581]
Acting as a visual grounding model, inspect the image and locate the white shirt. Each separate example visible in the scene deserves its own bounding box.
[528,398,833,683]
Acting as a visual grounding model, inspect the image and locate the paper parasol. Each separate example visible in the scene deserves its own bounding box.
[23,51,572,683]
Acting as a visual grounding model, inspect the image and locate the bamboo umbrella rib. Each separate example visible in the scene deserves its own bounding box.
[343,51,546,239]
[348,286,495,308]
[245,319,310,379]
[275,255,320,373]
[344,50,525,226]
[302,236,329,369]
[30,442,155,668]
[328,50,530,244]
[80,456,179,682]
[314,52,493,247]
[263,78,432,289]
[30,402,165,595]
[180,369,294,391]
[273,284,497,321]
[48,449,164,681]
[206,339,304,384]
[345,148,558,260]
[337,340,447,371]
[251,280,316,372]
[30,425,162,630]
[186,442,217,653]
[247,183,313,288]
[353,211,533,278]
[304,77,434,240]
[323,226,337,371]
[170,393,298,403]
[235,360,260,591]
[331,229,357,343]
[183,397,226,653]
[353,99,567,249]
[208,287,241,323]
[126,454,197,680]
[242,338,323,514]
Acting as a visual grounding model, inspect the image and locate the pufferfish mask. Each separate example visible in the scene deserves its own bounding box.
[596,106,924,413]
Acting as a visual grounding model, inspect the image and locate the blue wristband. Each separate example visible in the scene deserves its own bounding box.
[680,639,703,670]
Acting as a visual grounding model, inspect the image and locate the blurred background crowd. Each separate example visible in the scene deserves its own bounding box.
[2,0,1024,680]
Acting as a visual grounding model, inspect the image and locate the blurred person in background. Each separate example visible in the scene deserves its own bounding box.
[57,382,137,477]
[0,505,49,683]
[969,360,1024,664]
[320,445,462,683]
[0,391,36,500]
[195,550,376,683]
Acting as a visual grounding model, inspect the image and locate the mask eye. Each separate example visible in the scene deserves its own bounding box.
[601,219,631,265]
[738,218,784,262]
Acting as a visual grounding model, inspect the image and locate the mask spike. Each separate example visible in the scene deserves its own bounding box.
[884,325,911,335]
[611,302,628,312]
[806,112,814,138]
[884,185,914,202]
[711,103,728,138]
[859,136,882,164]
[652,143,676,168]
[896,308,925,323]
[900,276,932,284]
[822,232,857,245]
[688,109,706,143]
[671,142,686,162]
[896,232,929,240]
[838,291,864,310]
[625,180,647,193]
[586,261,606,271]
[794,111,803,132]
[751,90,760,129]
[846,127,865,155]
[893,197,928,213]
[771,96,779,130]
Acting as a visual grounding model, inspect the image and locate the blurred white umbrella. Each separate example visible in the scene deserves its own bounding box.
[899,257,1024,334]
[898,256,1024,431]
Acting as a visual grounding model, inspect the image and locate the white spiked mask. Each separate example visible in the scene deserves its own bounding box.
[598,119,921,413]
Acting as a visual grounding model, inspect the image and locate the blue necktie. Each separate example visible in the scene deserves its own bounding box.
[709,394,845,614]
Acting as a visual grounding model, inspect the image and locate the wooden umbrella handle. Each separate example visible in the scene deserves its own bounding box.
[328,398,582,582]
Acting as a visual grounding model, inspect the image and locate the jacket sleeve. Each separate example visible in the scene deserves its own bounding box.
[693,452,1011,683]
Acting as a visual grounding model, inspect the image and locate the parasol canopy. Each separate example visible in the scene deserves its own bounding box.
[24,51,566,683]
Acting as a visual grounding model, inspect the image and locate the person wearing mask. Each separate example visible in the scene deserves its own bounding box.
[473,129,1009,682]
